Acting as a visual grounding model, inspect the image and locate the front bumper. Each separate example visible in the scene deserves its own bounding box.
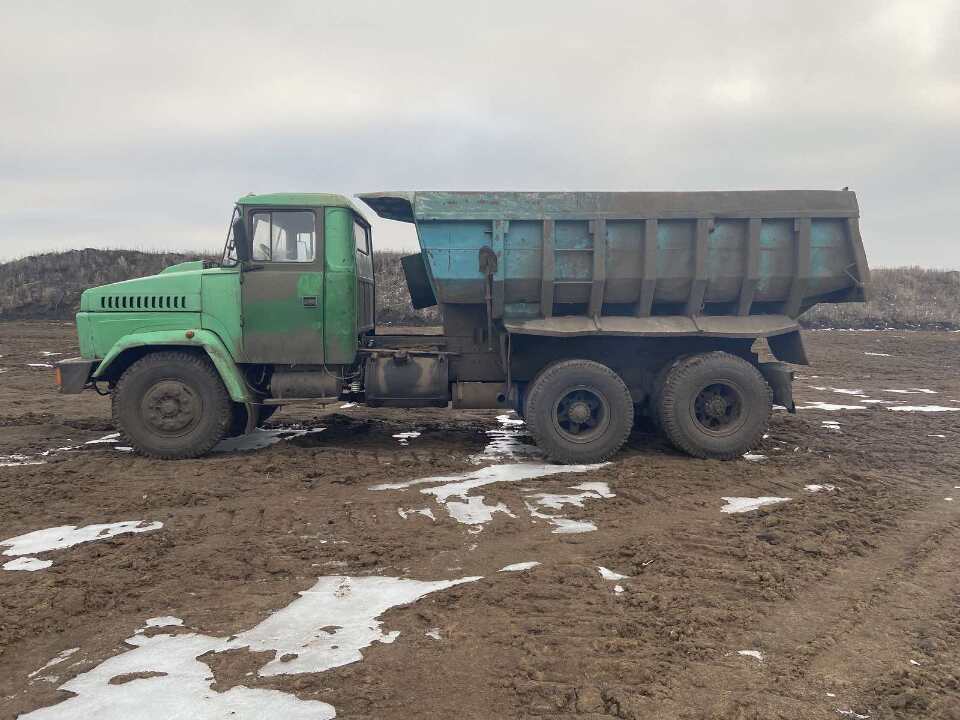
[55,358,98,394]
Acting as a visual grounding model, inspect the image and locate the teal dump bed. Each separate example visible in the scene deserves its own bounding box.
[359,191,869,328]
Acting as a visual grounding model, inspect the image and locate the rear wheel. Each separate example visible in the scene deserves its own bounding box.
[525,359,633,464]
[112,351,232,459]
[658,351,771,460]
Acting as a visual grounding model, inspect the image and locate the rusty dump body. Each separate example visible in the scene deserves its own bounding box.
[358,190,872,456]
[360,190,869,339]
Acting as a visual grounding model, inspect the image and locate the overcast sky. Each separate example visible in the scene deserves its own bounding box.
[1,0,957,267]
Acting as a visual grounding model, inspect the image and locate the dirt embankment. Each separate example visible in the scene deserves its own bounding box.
[0,323,958,719]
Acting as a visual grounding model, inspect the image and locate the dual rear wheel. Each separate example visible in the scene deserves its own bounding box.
[524,352,772,464]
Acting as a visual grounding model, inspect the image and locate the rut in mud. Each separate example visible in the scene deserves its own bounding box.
[1,322,959,719]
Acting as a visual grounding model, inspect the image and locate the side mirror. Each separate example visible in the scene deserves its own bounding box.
[233,217,250,263]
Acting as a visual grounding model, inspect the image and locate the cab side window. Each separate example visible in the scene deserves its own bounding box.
[251,211,316,262]
[353,221,371,256]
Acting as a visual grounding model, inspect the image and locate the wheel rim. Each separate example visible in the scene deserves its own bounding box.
[691,381,746,437]
[552,386,610,444]
[141,380,202,437]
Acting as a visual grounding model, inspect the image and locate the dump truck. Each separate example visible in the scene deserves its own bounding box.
[57,190,869,463]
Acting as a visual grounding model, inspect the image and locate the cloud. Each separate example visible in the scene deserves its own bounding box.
[1,0,958,266]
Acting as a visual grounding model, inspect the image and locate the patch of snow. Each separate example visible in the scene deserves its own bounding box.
[141,617,184,631]
[0,368,8,374]
[29,648,79,678]
[470,414,539,462]
[84,433,120,445]
[524,481,614,533]
[212,427,324,453]
[929,434,947,438]
[597,566,629,581]
[392,431,421,446]
[805,484,837,493]
[742,453,767,462]
[863,352,890,357]
[397,507,436,521]
[242,576,481,676]
[338,402,357,409]
[40,351,63,357]
[1,521,163,558]
[21,575,480,720]
[525,503,598,534]
[571,481,615,498]
[613,585,624,594]
[737,649,763,661]
[836,710,869,719]
[4,556,53,571]
[0,454,46,467]
[527,487,611,511]
[40,445,83,457]
[796,401,867,411]
[883,388,937,394]
[499,561,541,572]
[27,363,54,369]
[424,628,442,640]
[372,461,610,531]
[443,496,515,526]
[372,462,599,496]
[860,399,889,404]
[910,659,921,666]
[945,497,954,502]
[22,633,336,720]
[831,388,866,396]
[889,405,959,412]
[721,497,791,514]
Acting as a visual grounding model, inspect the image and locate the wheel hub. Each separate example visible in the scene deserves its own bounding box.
[693,382,744,434]
[704,395,728,419]
[142,381,200,434]
[567,401,592,424]
[553,387,609,443]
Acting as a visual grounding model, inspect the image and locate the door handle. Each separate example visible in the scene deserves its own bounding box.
[301,296,319,307]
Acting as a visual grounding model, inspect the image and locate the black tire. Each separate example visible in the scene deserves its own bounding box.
[525,359,634,464]
[112,351,232,459]
[648,358,682,430]
[658,351,771,460]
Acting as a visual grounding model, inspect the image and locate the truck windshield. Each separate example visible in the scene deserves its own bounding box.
[220,207,242,267]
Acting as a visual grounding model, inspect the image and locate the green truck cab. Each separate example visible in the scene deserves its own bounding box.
[59,190,869,464]
[61,193,374,458]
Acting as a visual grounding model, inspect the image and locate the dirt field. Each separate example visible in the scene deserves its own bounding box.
[1,321,959,719]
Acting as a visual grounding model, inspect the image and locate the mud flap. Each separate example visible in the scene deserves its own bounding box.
[759,361,796,413]
[768,329,809,366]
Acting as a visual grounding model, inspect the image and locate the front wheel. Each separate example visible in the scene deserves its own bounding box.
[112,351,233,459]
[524,359,634,464]
[658,351,771,460]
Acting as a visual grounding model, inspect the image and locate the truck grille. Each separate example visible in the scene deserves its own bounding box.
[100,295,190,310]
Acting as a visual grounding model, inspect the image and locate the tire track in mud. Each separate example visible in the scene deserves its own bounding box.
[498,456,935,718]
[598,498,960,720]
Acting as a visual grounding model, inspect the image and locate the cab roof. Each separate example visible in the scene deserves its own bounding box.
[236,192,359,210]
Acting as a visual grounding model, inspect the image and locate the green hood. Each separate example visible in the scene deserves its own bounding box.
[80,265,204,313]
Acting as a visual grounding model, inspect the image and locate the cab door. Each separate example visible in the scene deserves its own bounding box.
[239,208,326,364]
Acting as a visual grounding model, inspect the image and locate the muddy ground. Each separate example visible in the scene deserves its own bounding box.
[1,321,958,719]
